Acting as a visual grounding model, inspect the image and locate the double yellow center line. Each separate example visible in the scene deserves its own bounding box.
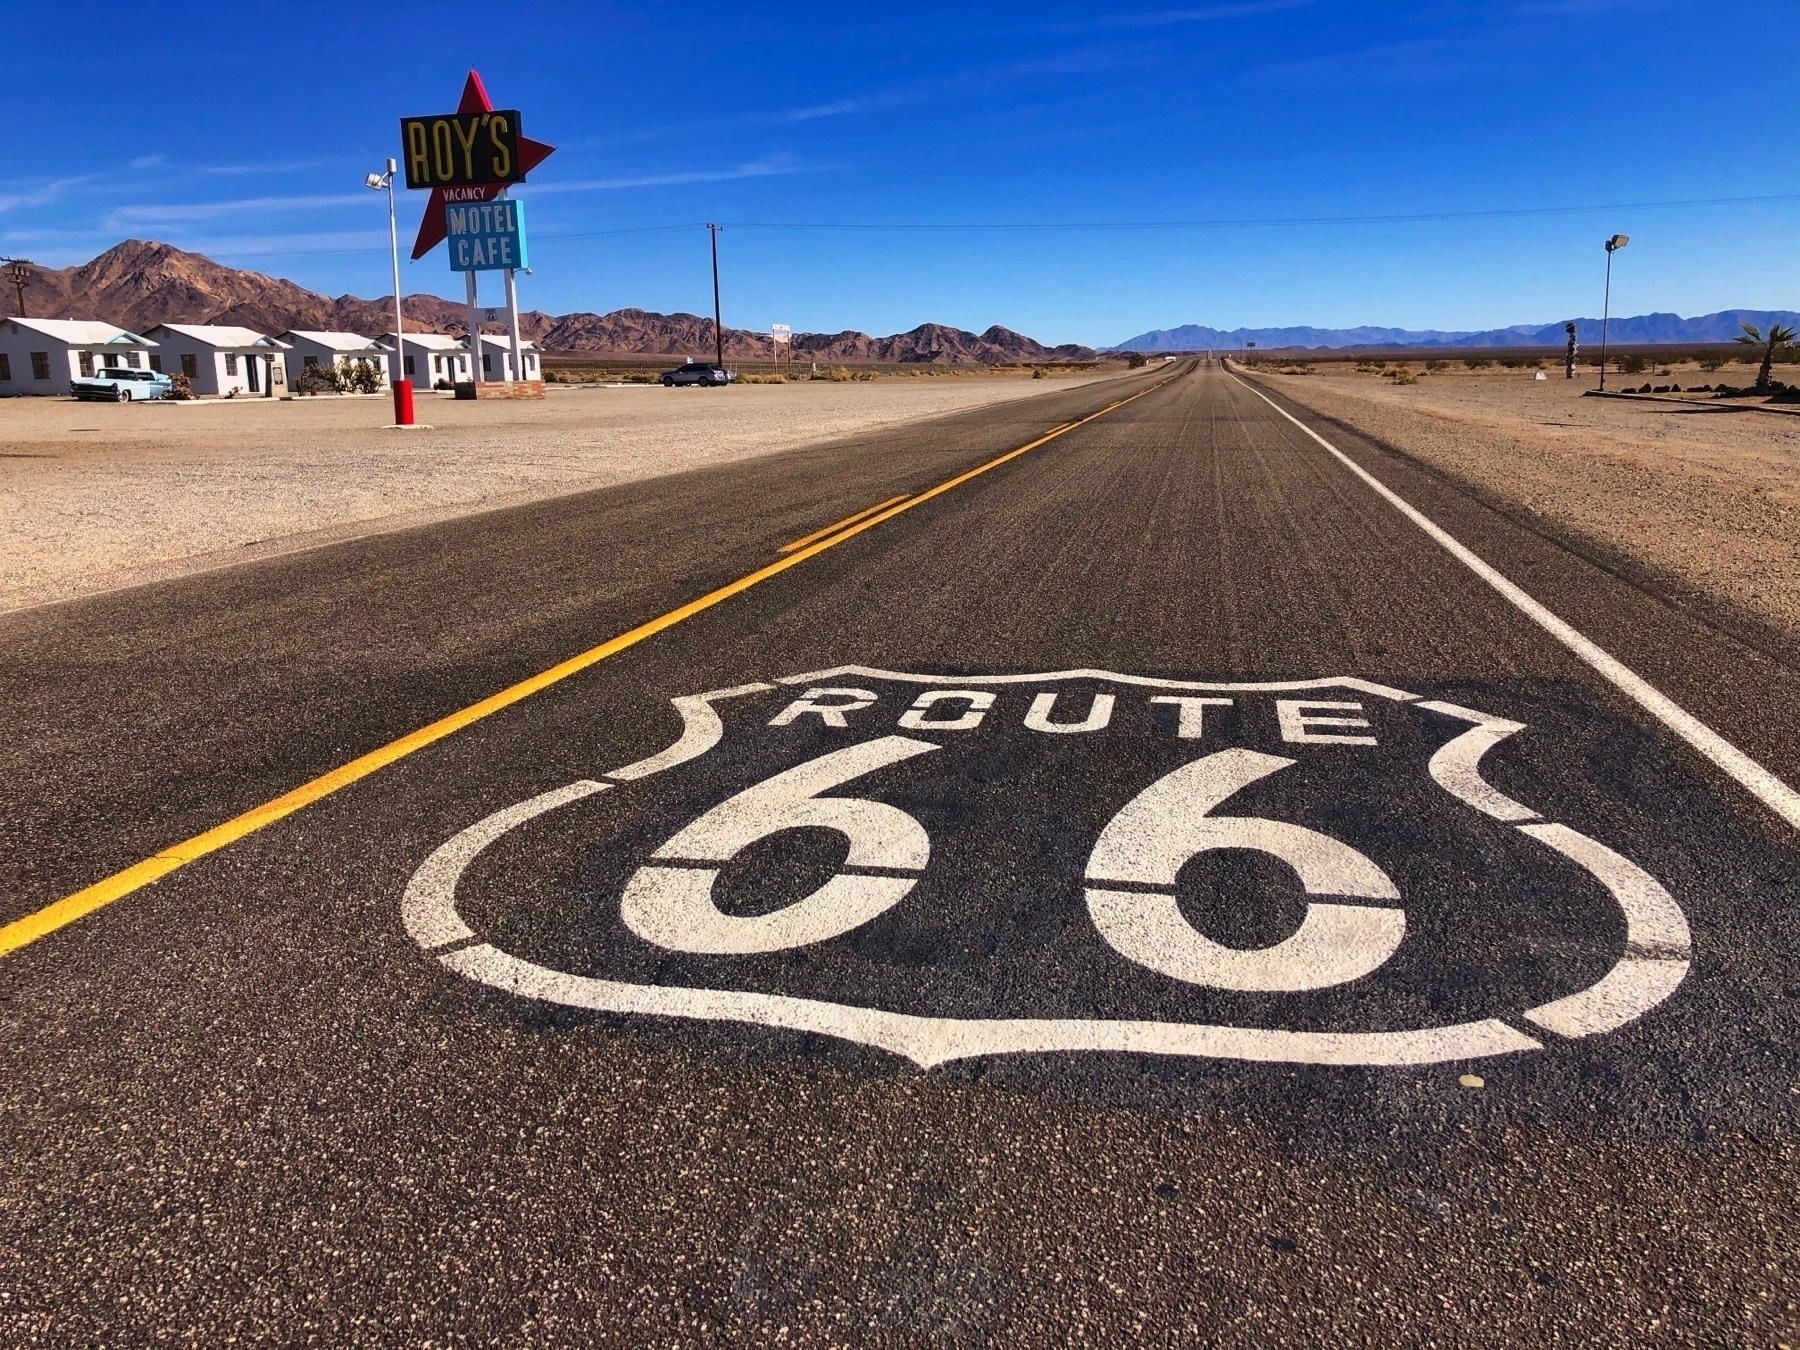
[0,371,1177,960]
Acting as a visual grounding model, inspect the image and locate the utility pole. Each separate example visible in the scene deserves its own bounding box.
[1,258,30,317]
[707,223,724,371]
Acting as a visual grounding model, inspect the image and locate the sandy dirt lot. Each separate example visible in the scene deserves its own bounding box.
[0,372,1112,612]
[1254,363,1800,649]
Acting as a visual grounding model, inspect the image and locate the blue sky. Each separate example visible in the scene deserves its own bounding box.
[5,1,1795,346]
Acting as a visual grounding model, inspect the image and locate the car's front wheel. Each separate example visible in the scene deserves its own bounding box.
[661,376,675,387]
[114,387,131,402]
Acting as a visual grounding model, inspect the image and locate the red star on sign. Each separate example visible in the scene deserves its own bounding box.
[408,69,556,261]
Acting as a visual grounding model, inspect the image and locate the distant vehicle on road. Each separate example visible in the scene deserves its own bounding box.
[72,368,173,402]
[660,361,733,387]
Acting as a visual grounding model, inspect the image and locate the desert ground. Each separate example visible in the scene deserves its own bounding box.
[0,369,1109,612]
[1256,359,1800,650]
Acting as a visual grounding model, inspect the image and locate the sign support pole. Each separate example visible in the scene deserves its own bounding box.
[504,266,522,384]
[465,271,483,384]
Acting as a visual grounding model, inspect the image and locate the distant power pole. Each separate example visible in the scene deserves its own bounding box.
[2,258,30,317]
[707,224,724,371]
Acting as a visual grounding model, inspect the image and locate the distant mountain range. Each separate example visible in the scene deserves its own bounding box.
[20,240,1103,364]
[1110,312,1800,352]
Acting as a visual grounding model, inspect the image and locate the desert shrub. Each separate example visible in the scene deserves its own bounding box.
[1424,359,1448,373]
[295,361,344,395]
[1697,351,1727,372]
[1032,367,1045,379]
[1354,361,1382,373]
[1384,367,1418,384]
[1463,356,1492,369]
[1617,354,1647,375]
[167,371,195,400]
[1126,353,1148,368]
[343,358,384,394]
[1499,357,1524,368]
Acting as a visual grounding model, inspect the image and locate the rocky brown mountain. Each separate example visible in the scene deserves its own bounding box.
[18,240,1101,364]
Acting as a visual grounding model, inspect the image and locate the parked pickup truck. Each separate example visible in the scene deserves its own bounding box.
[72,368,173,401]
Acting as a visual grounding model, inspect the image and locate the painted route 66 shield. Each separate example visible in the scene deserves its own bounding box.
[402,666,1691,1069]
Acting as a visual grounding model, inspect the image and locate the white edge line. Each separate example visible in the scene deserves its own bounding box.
[1232,374,1800,832]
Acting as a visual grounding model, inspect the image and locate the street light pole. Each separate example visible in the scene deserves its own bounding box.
[707,223,724,372]
[367,159,414,425]
[1597,233,1628,393]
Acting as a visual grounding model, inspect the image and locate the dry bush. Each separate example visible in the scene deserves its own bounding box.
[1463,356,1492,369]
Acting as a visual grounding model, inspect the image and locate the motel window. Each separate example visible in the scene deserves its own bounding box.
[125,352,141,369]
[225,353,238,377]
[30,352,50,380]
[0,353,9,380]
[78,352,94,377]
[304,355,318,368]
[148,354,162,372]
[403,354,415,376]
[104,353,121,368]
[181,353,197,378]
[482,352,491,372]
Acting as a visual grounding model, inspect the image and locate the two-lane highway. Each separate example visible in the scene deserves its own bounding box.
[2,363,1795,1345]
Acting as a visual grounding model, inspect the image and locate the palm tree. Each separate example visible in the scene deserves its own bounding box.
[1734,322,1797,393]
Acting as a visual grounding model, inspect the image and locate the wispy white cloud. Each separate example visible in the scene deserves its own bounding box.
[0,175,98,215]
[527,155,811,195]
[1039,0,1313,33]
[129,154,167,170]
[191,158,348,177]
[106,193,369,225]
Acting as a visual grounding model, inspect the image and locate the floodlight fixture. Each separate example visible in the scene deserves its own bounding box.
[1606,234,1629,252]
[365,172,385,189]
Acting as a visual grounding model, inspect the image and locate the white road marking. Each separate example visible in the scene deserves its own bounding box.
[1149,695,1234,739]
[402,780,609,950]
[768,687,879,728]
[1417,701,1539,823]
[624,736,937,954]
[1233,374,1800,831]
[1023,691,1117,733]
[1276,699,1377,746]
[402,674,1696,1067]
[1085,748,1403,991]
[897,690,996,732]
[605,683,774,781]
[444,942,1544,1070]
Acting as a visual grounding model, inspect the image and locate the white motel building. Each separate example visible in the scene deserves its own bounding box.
[0,318,158,395]
[471,332,541,382]
[275,331,391,389]
[377,332,472,388]
[140,323,289,397]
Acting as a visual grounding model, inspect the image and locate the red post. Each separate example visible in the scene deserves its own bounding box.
[392,378,415,426]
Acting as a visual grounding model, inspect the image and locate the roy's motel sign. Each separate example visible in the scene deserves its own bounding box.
[446,199,529,273]
[400,110,526,190]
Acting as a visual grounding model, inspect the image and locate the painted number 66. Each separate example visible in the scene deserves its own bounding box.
[621,736,1404,992]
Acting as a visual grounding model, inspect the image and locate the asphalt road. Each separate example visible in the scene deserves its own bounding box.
[2,363,1796,1346]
